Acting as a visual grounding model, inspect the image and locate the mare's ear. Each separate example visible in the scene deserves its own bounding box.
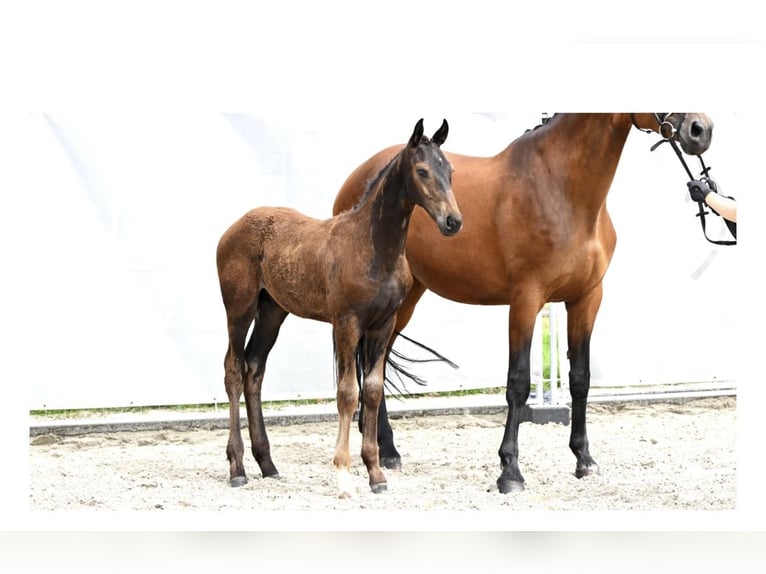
[431,119,449,147]
[408,118,425,147]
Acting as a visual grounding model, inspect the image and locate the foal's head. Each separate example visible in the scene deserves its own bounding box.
[402,119,462,236]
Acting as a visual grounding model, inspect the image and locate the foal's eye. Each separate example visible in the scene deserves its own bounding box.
[416,168,429,178]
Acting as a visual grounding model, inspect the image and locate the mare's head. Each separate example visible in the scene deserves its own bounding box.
[631,113,714,155]
[401,118,462,236]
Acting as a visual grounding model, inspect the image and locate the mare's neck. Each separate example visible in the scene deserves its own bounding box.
[513,113,633,216]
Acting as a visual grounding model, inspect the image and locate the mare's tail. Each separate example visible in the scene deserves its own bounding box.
[383,330,459,396]
[354,330,459,399]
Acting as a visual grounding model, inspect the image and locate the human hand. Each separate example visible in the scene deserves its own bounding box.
[687,179,715,203]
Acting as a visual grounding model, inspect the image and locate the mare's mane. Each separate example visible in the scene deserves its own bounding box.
[524,113,557,133]
[499,113,559,152]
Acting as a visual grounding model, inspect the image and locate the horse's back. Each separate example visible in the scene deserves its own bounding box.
[221,205,327,249]
[333,145,403,215]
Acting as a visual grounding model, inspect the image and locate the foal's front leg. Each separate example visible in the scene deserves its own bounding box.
[333,318,362,498]
[359,324,396,493]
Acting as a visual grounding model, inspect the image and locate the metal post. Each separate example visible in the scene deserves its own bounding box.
[548,302,558,405]
[531,306,544,405]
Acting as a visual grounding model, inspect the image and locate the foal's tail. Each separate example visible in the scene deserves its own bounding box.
[355,330,459,398]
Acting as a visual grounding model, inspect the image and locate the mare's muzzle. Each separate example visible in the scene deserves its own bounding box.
[673,114,714,156]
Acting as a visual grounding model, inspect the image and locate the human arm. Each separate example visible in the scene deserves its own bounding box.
[687,178,737,223]
[703,191,737,222]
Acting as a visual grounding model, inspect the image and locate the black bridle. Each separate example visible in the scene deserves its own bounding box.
[631,113,736,247]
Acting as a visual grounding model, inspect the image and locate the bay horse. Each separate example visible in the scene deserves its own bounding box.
[332,113,714,493]
[216,118,461,497]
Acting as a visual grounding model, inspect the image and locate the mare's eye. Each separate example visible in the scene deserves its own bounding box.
[416,168,429,178]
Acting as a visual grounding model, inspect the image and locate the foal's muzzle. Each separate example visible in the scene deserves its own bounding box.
[441,214,463,236]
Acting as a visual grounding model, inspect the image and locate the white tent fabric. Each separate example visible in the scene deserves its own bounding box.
[7,112,737,410]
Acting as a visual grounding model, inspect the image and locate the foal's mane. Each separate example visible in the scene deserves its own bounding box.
[350,135,435,212]
[339,133,456,396]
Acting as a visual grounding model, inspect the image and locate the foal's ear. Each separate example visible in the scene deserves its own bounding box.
[408,118,425,147]
[431,119,449,147]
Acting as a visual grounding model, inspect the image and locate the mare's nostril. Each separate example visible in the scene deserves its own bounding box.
[691,121,704,139]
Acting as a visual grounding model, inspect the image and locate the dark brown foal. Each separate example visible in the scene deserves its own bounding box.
[216,118,462,497]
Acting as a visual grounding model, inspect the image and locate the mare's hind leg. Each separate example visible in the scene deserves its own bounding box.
[497,298,544,493]
[565,286,602,479]
[223,314,254,487]
[360,279,428,470]
[243,291,288,479]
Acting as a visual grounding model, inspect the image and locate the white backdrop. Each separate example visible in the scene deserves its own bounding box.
[7,112,738,410]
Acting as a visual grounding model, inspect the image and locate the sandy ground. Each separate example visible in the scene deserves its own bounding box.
[29,396,735,514]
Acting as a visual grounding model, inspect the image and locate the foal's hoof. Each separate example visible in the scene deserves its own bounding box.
[230,476,248,488]
[370,482,388,494]
[380,456,402,471]
[497,477,525,494]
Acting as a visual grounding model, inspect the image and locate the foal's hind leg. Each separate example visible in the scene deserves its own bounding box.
[242,291,288,480]
[223,315,254,487]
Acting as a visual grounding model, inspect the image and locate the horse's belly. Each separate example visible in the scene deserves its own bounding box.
[259,254,332,322]
[408,252,512,305]
[547,244,613,302]
[262,277,331,322]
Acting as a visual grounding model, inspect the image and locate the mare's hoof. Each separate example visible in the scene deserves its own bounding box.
[338,491,353,500]
[380,456,402,471]
[497,477,525,494]
[261,466,280,479]
[370,482,388,494]
[230,476,248,488]
[575,464,600,479]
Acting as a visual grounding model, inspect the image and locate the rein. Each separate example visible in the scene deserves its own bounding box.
[631,113,736,246]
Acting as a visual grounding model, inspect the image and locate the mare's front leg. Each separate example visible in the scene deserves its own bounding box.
[566,286,602,479]
[497,300,543,493]
[374,394,398,469]
[242,293,288,480]
[333,317,362,498]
